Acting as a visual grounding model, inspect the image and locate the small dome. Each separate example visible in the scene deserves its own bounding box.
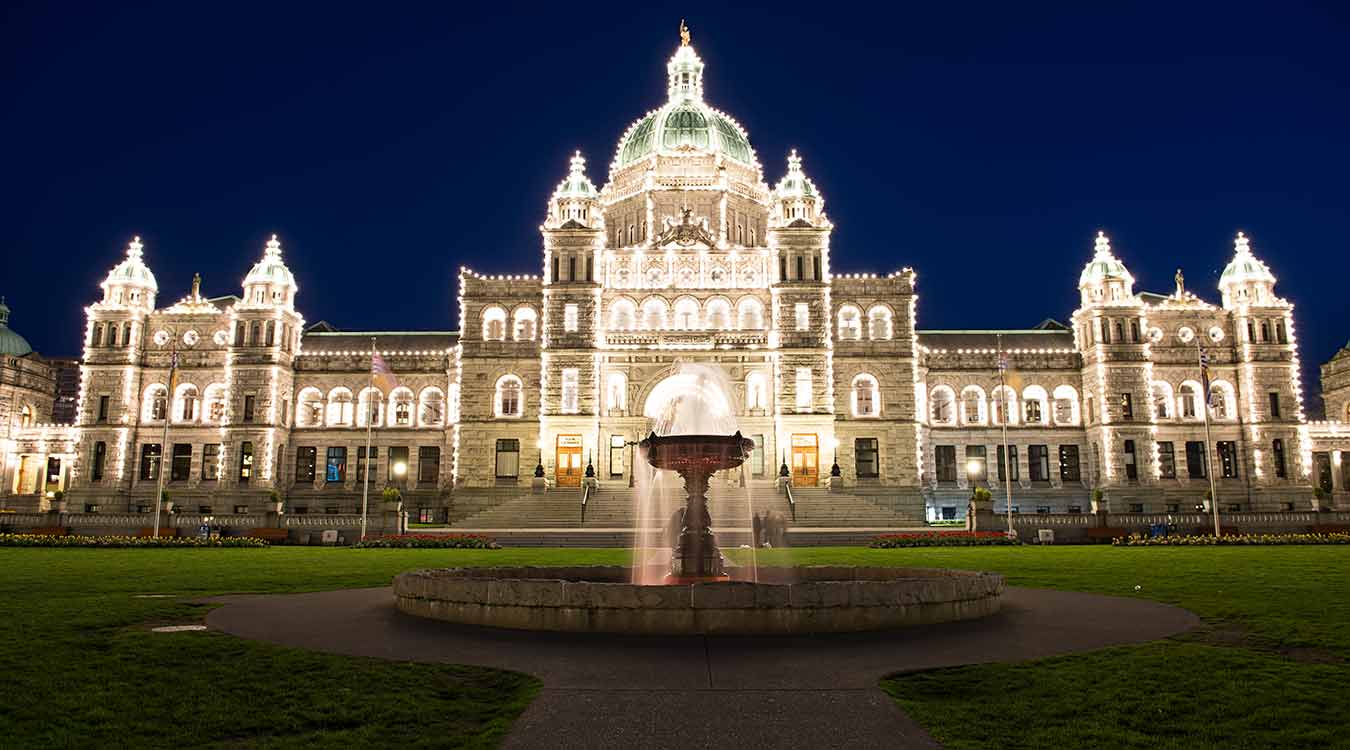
[0,298,34,356]
[1078,231,1134,287]
[243,235,297,291]
[1219,232,1275,287]
[103,237,158,293]
[554,151,598,200]
[774,149,819,199]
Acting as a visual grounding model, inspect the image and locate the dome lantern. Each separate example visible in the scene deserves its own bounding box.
[1078,231,1135,305]
[546,151,601,228]
[1219,231,1277,308]
[242,234,298,309]
[100,236,158,310]
[772,149,827,228]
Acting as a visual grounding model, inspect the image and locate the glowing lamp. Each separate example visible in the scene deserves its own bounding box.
[393,462,407,477]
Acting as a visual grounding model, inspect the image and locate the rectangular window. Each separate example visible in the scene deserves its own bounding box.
[1268,392,1281,419]
[552,256,559,282]
[996,445,1019,482]
[171,444,192,482]
[1129,503,1145,514]
[1130,320,1140,343]
[357,446,378,483]
[1272,438,1287,479]
[794,367,812,411]
[855,438,879,479]
[609,435,625,478]
[1186,441,1207,479]
[97,395,109,423]
[388,446,409,482]
[935,445,957,483]
[1123,440,1138,481]
[139,443,162,481]
[238,441,253,483]
[203,444,220,480]
[1276,321,1287,344]
[1158,442,1176,479]
[1217,441,1239,478]
[586,257,593,282]
[296,447,317,482]
[1314,452,1332,493]
[495,439,520,478]
[751,434,765,477]
[1028,445,1049,482]
[326,447,347,483]
[794,303,809,331]
[568,256,576,282]
[243,395,255,423]
[1120,393,1133,420]
[812,255,821,281]
[92,441,106,481]
[418,447,440,484]
[796,255,804,280]
[1059,445,1081,482]
[561,369,580,414]
[779,256,787,281]
[965,445,987,482]
[564,304,579,332]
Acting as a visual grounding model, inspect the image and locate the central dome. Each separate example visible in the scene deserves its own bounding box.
[613,36,756,171]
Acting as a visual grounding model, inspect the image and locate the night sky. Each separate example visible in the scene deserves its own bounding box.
[4,2,1348,412]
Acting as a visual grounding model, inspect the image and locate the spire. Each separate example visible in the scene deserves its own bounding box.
[242,233,298,305]
[548,150,599,227]
[1078,230,1134,296]
[1093,230,1112,258]
[264,233,283,260]
[666,24,705,103]
[1219,230,1276,306]
[772,149,826,228]
[0,296,9,327]
[127,235,144,261]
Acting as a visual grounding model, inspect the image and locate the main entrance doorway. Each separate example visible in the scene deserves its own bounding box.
[555,434,583,487]
[791,433,818,487]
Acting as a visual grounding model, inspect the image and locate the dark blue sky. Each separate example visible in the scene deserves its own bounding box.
[4,2,1348,411]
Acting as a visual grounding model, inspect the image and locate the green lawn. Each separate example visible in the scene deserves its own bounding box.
[1,545,1345,749]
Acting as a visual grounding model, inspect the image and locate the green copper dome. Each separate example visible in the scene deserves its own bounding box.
[617,103,754,168]
[0,298,34,356]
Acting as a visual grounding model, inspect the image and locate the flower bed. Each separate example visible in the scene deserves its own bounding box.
[0,533,268,548]
[355,534,500,549]
[870,531,1019,548]
[1113,532,1350,546]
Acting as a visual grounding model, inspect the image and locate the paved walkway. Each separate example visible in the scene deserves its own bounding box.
[206,587,1198,749]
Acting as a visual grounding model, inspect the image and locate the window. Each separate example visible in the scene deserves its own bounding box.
[495,376,523,417]
[609,435,625,478]
[855,438,879,479]
[92,323,104,347]
[996,445,1019,482]
[568,256,576,282]
[1314,452,1332,493]
[1180,384,1199,419]
[1268,392,1281,419]
[1028,445,1050,482]
[852,374,879,417]
[1130,320,1140,343]
[746,372,767,411]
[796,255,804,280]
[1276,321,1287,344]
[935,445,957,483]
[482,307,507,340]
[1052,386,1078,425]
[561,369,580,414]
[203,444,220,480]
[1119,393,1134,421]
[1272,439,1287,479]
[148,387,168,421]
[238,441,253,483]
[751,434,766,477]
[359,389,383,427]
[706,299,730,329]
[326,447,347,483]
[813,256,821,280]
[1152,383,1173,419]
[1123,440,1138,481]
[92,441,106,481]
[97,395,109,423]
[1059,445,1081,482]
[388,446,409,483]
[564,304,579,332]
[609,300,636,330]
[930,387,955,425]
[794,368,812,411]
[794,303,809,331]
[419,388,445,427]
[961,387,986,425]
[837,306,861,340]
[513,308,537,340]
[1159,442,1176,479]
[642,298,667,329]
[991,387,1016,425]
[1210,385,1230,420]
[296,447,317,482]
[140,443,162,481]
[495,439,520,478]
[1186,441,1207,479]
[418,447,440,484]
[1025,399,1043,424]
[1129,503,1145,514]
[867,306,892,340]
[674,298,699,329]
[243,395,255,423]
[357,447,378,483]
[394,399,411,426]
[1217,441,1239,478]
[737,299,763,330]
[606,373,628,414]
[171,444,192,482]
[966,445,987,482]
[1260,321,1270,342]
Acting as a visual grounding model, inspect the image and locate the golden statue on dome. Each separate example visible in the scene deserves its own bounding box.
[680,19,691,46]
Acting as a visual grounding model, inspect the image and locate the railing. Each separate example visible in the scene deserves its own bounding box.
[783,482,796,522]
[580,483,591,524]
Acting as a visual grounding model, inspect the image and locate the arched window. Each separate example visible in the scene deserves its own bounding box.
[867,305,893,340]
[737,297,764,330]
[1022,385,1048,425]
[990,385,1018,425]
[19,404,33,427]
[265,320,276,347]
[705,298,731,329]
[418,387,445,427]
[482,306,507,341]
[513,307,537,341]
[1052,385,1080,425]
[325,388,353,426]
[296,387,324,427]
[609,299,636,330]
[852,374,880,417]
[641,297,668,330]
[122,322,133,347]
[606,372,628,414]
[1152,382,1174,420]
[388,387,414,427]
[92,323,104,348]
[495,375,523,418]
[201,384,227,424]
[1209,380,1236,421]
[1178,381,1202,420]
[746,372,767,411]
[143,385,168,422]
[929,386,956,426]
[250,321,261,346]
[837,305,862,340]
[174,384,199,423]
[673,297,700,330]
[961,385,987,425]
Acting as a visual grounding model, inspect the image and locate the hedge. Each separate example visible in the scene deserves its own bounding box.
[1113,532,1350,546]
[354,534,500,549]
[870,531,1019,548]
[0,533,268,548]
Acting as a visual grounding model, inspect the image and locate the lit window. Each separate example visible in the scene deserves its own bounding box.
[852,374,879,417]
[867,306,893,340]
[674,298,699,329]
[746,372,767,411]
[418,388,445,427]
[609,300,636,330]
[561,369,579,414]
[837,306,861,340]
[495,376,523,418]
[482,306,507,341]
[737,298,764,330]
[794,368,812,411]
[795,303,809,331]
[564,304,579,332]
[513,307,537,340]
[606,373,627,414]
[930,387,956,425]
[960,386,986,425]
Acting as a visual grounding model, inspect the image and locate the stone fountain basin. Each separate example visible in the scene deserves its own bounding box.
[393,566,1004,635]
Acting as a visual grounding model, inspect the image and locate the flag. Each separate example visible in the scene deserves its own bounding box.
[372,352,398,392]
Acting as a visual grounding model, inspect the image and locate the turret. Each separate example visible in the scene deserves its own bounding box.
[1078,231,1135,306]
[1218,231,1278,308]
[771,150,827,229]
[544,151,601,230]
[241,234,297,310]
[99,236,158,311]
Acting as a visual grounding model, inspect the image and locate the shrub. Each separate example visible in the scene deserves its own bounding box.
[1112,532,1350,547]
[870,531,1018,548]
[381,487,402,505]
[0,533,268,548]
[355,534,500,549]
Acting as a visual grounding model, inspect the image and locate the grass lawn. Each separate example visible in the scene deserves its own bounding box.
[1,545,1345,749]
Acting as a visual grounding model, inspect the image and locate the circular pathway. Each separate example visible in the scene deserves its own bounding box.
[207,586,1198,749]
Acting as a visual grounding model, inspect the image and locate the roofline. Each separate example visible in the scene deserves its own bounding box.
[303,330,459,337]
[917,329,1071,335]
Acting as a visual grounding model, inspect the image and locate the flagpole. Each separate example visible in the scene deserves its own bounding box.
[1198,341,1221,537]
[152,341,177,538]
[360,336,375,542]
[998,335,1014,537]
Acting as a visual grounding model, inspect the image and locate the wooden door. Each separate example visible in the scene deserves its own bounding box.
[555,435,583,488]
[791,434,818,487]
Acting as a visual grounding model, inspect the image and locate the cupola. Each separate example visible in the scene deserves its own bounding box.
[242,234,298,309]
[100,236,158,310]
[1218,231,1278,308]
[771,150,827,228]
[545,151,601,229]
[1078,231,1135,305]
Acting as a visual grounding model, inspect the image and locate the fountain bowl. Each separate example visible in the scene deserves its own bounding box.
[394,565,1004,635]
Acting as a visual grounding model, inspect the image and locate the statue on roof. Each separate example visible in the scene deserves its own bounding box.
[680,19,690,46]
[1175,268,1185,297]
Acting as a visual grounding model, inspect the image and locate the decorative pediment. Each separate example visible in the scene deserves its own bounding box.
[653,206,716,248]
